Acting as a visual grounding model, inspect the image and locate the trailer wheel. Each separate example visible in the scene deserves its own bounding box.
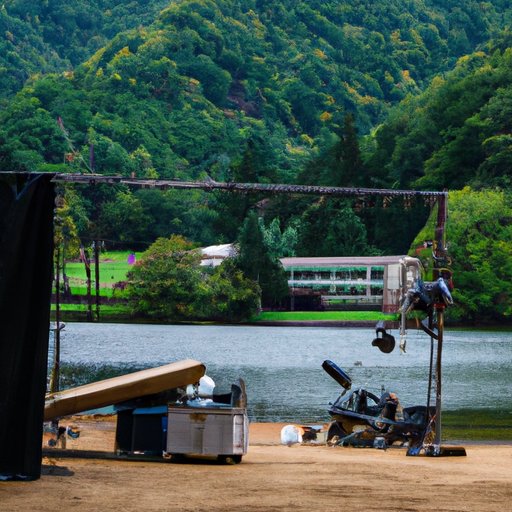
[218,455,242,465]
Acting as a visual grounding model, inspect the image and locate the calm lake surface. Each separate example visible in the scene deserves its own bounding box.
[54,323,512,422]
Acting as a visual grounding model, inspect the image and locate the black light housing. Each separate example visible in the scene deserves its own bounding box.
[371,324,396,353]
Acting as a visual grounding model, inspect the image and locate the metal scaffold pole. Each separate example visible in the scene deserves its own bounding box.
[433,306,444,451]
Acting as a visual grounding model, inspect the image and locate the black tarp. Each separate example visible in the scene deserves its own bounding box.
[0,173,55,480]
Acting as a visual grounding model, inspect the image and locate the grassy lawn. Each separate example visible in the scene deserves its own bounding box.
[51,303,129,312]
[442,409,512,441]
[51,303,132,322]
[64,251,139,281]
[251,311,392,322]
[58,251,141,296]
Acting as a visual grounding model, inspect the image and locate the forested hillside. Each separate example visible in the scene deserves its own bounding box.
[365,34,512,190]
[0,7,63,99]
[1,1,512,322]
[4,0,171,66]
[3,0,512,175]
[0,1,171,100]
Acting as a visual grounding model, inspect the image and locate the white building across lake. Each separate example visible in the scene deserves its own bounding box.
[201,245,405,312]
[281,256,406,312]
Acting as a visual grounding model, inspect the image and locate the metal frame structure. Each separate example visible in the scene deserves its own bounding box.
[49,173,455,455]
[49,174,451,455]
[52,173,446,200]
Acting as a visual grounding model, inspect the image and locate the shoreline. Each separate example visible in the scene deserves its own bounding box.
[2,416,510,511]
[51,312,512,330]
[47,413,512,446]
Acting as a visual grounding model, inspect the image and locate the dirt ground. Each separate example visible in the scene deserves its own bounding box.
[1,416,511,512]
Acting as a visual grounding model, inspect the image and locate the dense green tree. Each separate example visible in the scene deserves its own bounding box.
[4,0,512,285]
[5,0,512,180]
[4,0,171,66]
[259,217,298,258]
[0,7,64,100]
[54,189,81,259]
[64,187,90,236]
[135,188,219,245]
[338,113,365,186]
[203,259,261,322]
[295,199,379,257]
[126,234,259,321]
[97,190,152,248]
[212,138,268,241]
[367,46,512,190]
[127,235,203,320]
[297,114,367,187]
[235,211,289,308]
[411,188,512,324]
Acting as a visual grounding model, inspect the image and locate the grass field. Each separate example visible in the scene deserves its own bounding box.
[442,409,512,441]
[51,303,132,322]
[251,311,391,322]
[52,307,390,324]
[60,251,141,296]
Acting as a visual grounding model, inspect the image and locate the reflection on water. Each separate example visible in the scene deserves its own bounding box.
[52,323,512,422]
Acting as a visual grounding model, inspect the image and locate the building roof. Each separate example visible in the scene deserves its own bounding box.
[280,256,405,269]
[201,243,236,258]
[200,243,236,267]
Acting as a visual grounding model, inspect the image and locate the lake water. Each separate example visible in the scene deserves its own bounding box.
[52,323,512,422]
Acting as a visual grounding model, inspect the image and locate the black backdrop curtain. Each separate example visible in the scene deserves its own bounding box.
[0,173,55,480]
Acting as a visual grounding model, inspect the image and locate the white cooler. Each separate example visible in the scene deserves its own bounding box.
[166,405,248,463]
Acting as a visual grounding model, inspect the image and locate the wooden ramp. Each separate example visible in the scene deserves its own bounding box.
[44,359,205,421]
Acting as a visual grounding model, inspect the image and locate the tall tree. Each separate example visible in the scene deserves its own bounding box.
[259,217,298,258]
[298,114,367,187]
[205,259,260,322]
[127,235,204,320]
[235,211,289,308]
[213,138,265,241]
[126,234,260,322]
[338,113,365,187]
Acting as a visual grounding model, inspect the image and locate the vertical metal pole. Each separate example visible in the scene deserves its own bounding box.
[290,268,295,311]
[434,306,444,452]
[94,240,100,322]
[426,310,434,413]
[432,193,447,453]
[433,193,447,281]
[50,245,61,394]
[83,247,93,322]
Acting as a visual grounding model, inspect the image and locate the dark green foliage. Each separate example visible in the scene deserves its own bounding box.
[235,211,289,308]
[411,188,512,324]
[295,199,379,257]
[126,234,259,321]
[2,0,512,323]
[97,190,152,246]
[0,8,63,100]
[4,0,512,178]
[205,259,261,322]
[260,217,298,258]
[0,1,171,100]
[4,0,171,66]
[298,113,367,187]
[367,46,512,190]
[360,200,432,255]
[126,235,203,320]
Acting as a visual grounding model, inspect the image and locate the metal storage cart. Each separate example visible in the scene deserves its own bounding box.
[166,405,248,463]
